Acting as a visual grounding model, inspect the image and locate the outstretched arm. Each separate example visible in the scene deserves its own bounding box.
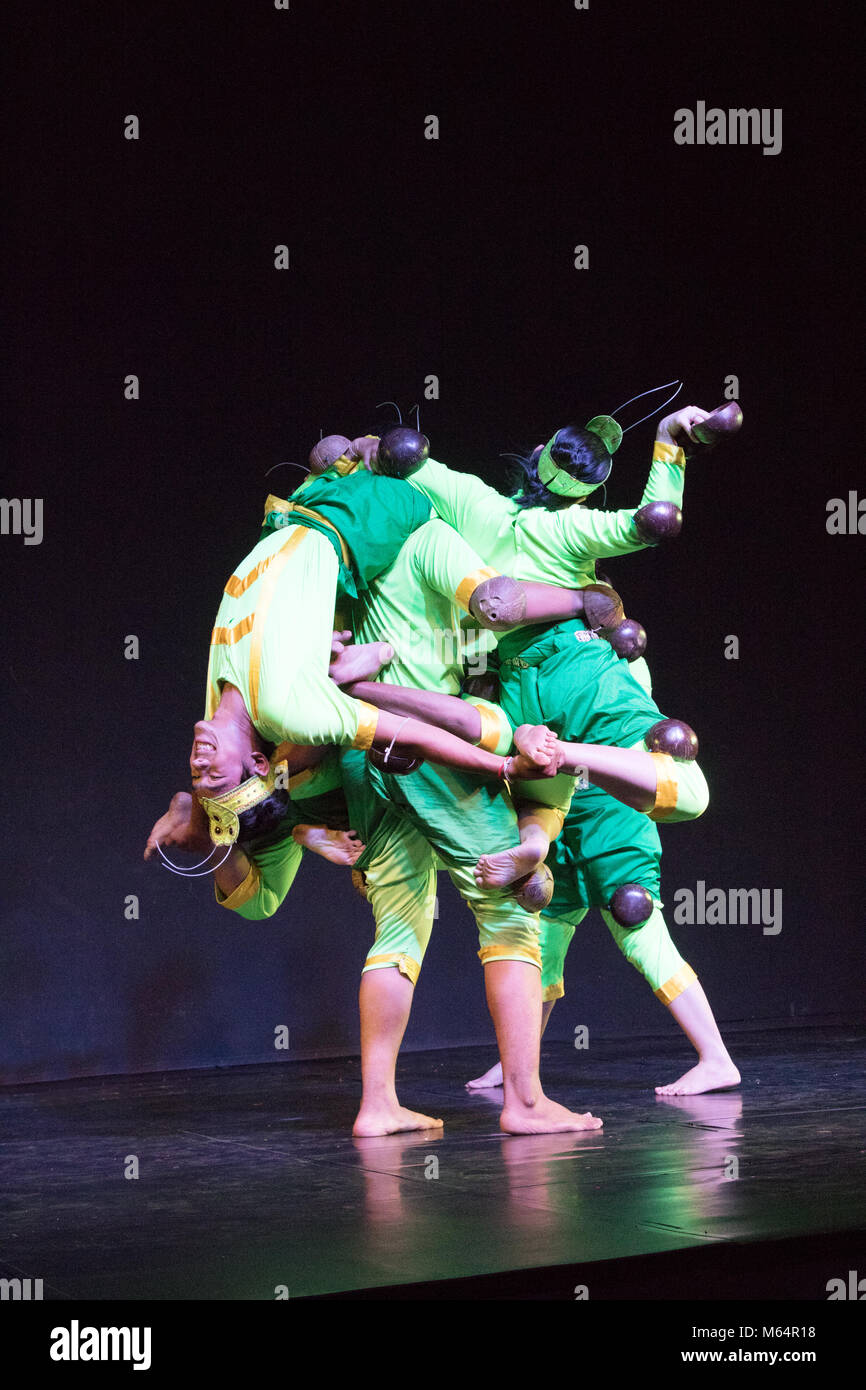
[470,577,623,631]
[345,680,484,743]
[562,406,711,562]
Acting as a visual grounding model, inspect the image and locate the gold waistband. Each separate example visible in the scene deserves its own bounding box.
[263,493,351,568]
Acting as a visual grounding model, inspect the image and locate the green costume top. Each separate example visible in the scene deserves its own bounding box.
[262,468,433,598]
[350,520,525,868]
[408,440,685,662]
[407,440,686,582]
[211,517,494,917]
[217,519,514,916]
[350,517,496,695]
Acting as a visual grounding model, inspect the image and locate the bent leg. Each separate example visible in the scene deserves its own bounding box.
[474,804,562,891]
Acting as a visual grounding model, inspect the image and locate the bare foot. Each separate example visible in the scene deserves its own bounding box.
[513,723,557,766]
[475,819,549,889]
[329,640,394,686]
[466,1061,504,1090]
[474,842,544,890]
[352,1104,445,1137]
[508,725,563,779]
[654,1057,741,1097]
[500,1095,603,1135]
[293,825,365,866]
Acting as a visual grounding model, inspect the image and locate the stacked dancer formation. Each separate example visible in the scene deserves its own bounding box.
[146,394,744,1134]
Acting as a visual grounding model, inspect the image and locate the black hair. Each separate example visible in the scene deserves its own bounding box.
[236,788,292,843]
[236,783,351,849]
[509,425,611,511]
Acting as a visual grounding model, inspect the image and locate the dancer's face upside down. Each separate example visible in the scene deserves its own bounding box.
[189,719,266,799]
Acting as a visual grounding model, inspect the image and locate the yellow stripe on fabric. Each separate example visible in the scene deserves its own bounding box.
[652,440,687,467]
[215,862,262,911]
[248,527,310,724]
[363,952,421,984]
[455,566,498,612]
[262,494,351,567]
[648,751,679,821]
[272,740,300,764]
[351,699,379,751]
[543,980,565,1002]
[224,557,276,598]
[655,963,698,1005]
[211,614,255,646]
[476,701,507,753]
[478,944,542,968]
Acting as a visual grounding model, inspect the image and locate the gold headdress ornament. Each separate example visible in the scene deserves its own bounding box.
[200,759,288,846]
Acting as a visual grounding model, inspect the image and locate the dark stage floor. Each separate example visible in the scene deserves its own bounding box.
[2,1026,864,1301]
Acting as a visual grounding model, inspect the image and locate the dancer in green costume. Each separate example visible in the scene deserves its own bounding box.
[375,404,740,1096]
[163,505,615,1135]
[188,463,579,860]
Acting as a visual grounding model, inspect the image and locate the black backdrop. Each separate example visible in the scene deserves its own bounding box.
[3,1,862,1083]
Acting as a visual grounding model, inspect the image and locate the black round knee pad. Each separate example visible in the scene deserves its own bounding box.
[634,500,683,543]
[646,718,698,760]
[513,863,554,912]
[367,746,424,776]
[582,583,624,632]
[606,617,647,661]
[469,575,526,628]
[609,883,654,928]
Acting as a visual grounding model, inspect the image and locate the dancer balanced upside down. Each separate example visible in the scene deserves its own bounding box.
[155,459,656,1134]
[148,397,740,1127]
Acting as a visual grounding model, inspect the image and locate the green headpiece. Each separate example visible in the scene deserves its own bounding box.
[536,415,620,499]
[535,379,683,499]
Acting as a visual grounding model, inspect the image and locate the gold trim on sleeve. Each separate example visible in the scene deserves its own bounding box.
[215,862,263,911]
[652,441,687,467]
[351,699,380,751]
[475,701,508,753]
[455,566,499,612]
